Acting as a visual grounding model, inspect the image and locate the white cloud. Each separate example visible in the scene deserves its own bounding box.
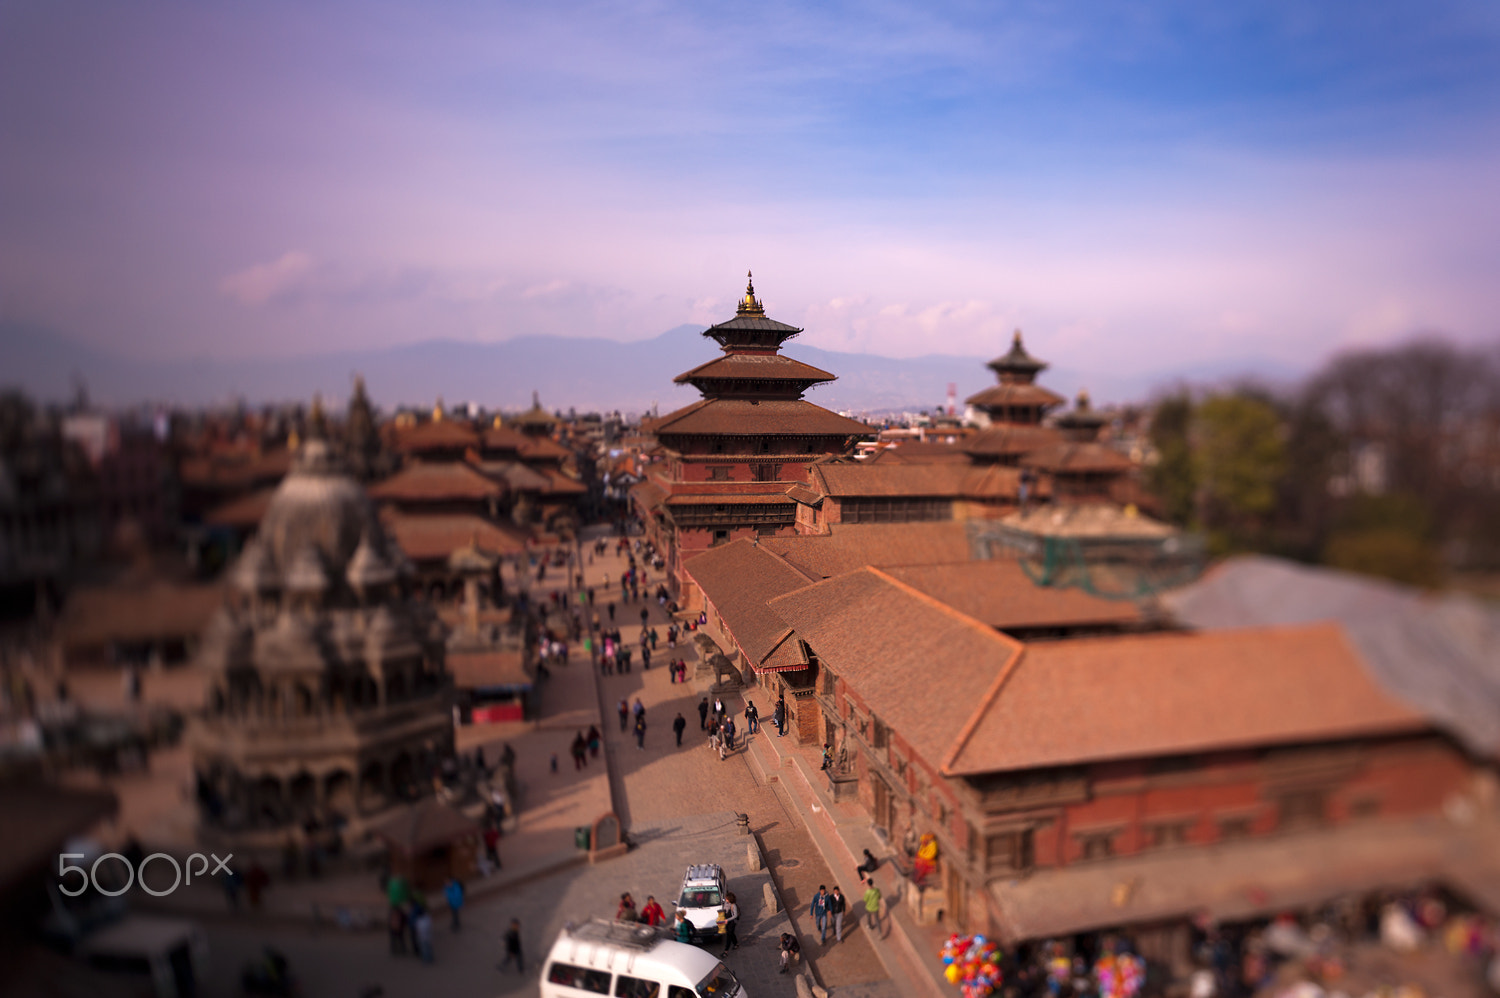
[218,251,316,305]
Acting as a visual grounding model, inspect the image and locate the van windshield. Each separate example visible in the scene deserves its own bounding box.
[695,963,740,997]
[679,888,721,908]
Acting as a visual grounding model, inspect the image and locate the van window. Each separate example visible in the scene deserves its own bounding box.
[614,976,660,998]
[546,962,612,994]
[695,963,742,997]
[670,988,694,998]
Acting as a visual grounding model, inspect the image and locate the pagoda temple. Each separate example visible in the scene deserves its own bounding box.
[634,274,873,578]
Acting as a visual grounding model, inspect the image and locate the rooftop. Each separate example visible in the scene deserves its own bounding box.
[945,623,1428,775]
[650,398,873,438]
[683,538,817,667]
[884,560,1143,632]
[759,521,976,578]
[368,461,506,503]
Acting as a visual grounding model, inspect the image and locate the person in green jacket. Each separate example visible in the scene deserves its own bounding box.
[862,880,882,931]
[674,910,694,944]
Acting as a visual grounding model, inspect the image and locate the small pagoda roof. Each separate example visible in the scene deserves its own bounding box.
[1054,391,1108,436]
[965,383,1066,411]
[1021,441,1134,475]
[701,272,804,348]
[391,417,479,454]
[963,424,1063,458]
[368,461,506,503]
[987,330,1049,380]
[674,353,835,385]
[651,398,873,438]
[511,391,559,428]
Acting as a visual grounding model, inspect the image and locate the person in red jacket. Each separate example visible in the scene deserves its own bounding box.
[640,895,666,926]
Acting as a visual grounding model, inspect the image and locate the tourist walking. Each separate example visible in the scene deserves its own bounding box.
[863,881,882,931]
[444,877,464,931]
[745,701,758,733]
[673,712,686,747]
[618,698,629,733]
[721,892,740,953]
[571,731,588,770]
[412,902,434,963]
[587,725,602,758]
[774,696,787,737]
[616,892,639,922]
[698,697,710,730]
[634,712,648,749]
[498,919,523,973]
[810,885,830,945]
[829,886,847,943]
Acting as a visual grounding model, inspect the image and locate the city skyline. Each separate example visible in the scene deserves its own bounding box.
[3,1,1499,393]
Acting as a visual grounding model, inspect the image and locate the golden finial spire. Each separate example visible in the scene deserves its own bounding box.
[737,269,766,317]
[432,396,444,422]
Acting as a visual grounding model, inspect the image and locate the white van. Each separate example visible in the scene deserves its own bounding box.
[74,914,210,998]
[542,918,747,998]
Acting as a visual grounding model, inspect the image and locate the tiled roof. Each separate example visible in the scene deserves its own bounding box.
[885,561,1142,631]
[705,315,803,335]
[944,624,1427,775]
[965,383,1066,409]
[683,539,816,667]
[204,486,276,528]
[1165,554,1500,755]
[474,461,553,492]
[519,437,572,462]
[481,426,529,452]
[1021,441,1134,474]
[629,480,667,513]
[759,522,975,578]
[674,353,836,384]
[539,467,587,495]
[768,568,1023,768]
[785,485,823,506]
[368,461,505,502]
[448,649,531,690]
[392,419,479,453]
[57,582,225,648]
[813,462,970,497]
[369,799,481,854]
[808,462,1022,501]
[179,448,291,490]
[963,424,1062,457]
[381,512,528,562]
[651,398,874,437]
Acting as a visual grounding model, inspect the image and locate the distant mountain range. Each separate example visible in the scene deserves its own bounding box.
[0,321,1305,416]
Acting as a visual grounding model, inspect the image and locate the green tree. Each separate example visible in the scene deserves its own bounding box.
[1193,392,1287,550]
[1145,391,1195,526]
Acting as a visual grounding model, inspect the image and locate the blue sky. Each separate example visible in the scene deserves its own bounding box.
[2,0,1498,399]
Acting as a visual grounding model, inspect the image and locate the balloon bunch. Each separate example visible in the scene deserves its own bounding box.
[1094,950,1145,998]
[939,933,1004,998]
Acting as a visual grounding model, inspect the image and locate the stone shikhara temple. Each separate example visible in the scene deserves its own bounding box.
[191,436,453,836]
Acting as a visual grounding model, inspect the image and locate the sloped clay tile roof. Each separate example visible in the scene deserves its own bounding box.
[652,399,873,437]
[807,462,1022,501]
[629,480,667,513]
[381,512,527,562]
[944,624,1428,776]
[539,467,587,495]
[674,353,836,384]
[963,424,1063,458]
[682,538,816,667]
[448,649,531,689]
[768,568,1023,768]
[392,419,479,453]
[759,522,975,578]
[885,561,1141,631]
[1021,441,1134,474]
[474,461,553,492]
[57,582,225,648]
[481,426,529,452]
[369,799,481,854]
[368,461,505,502]
[965,383,1066,409]
[518,437,572,462]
